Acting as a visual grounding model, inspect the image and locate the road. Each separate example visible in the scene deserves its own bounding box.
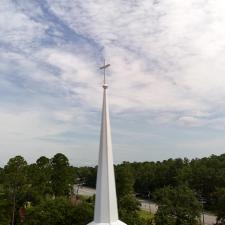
[138,198,216,225]
[75,185,217,225]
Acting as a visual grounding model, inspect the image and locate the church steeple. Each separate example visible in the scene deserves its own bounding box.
[87,62,126,225]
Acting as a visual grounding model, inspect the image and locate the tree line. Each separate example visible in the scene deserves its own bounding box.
[77,154,225,224]
[0,153,225,225]
[0,153,87,225]
[0,153,152,225]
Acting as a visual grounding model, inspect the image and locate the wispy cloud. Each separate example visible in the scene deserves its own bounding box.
[0,0,225,165]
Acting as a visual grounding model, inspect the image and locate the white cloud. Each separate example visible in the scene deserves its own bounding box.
[0,0,47,51]
[2,0,225,125]
[46,0,225,124]
[1,0,225,164]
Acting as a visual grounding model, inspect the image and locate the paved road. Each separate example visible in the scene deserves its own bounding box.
[75,186,96,196]
[138,198,216,225]
[75,186,217,225]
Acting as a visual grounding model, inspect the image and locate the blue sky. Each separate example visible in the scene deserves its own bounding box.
[0,0,225,166]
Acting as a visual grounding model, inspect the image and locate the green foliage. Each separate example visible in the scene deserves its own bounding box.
[0,153,224,224]
[3,155,28,193]
[132,158,187,198]
[27,156,52,203]
[119,208,154,225]
[154,185,201,225]
[133,162,157,195]
[24,197,93,225]
[3,155,28,225]
[71,201,94,225]
[138,210,155,225]
[51,153,74,197]
[118,194,140,212]
[0,153,78,224]
[187,155,225,208]
[116,162,135,198]
[0,197,11,225]
[115,163,153,225]
[213,188,225,225]
[120,210,142,225]
[76,166,97,188]
[66,154,225,213]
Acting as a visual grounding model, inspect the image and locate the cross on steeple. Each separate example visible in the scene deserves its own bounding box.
[100,59,110,84]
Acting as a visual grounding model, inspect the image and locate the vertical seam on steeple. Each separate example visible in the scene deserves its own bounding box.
[105,88,111,223]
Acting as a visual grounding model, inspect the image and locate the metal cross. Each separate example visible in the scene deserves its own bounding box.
[100,59,110,84]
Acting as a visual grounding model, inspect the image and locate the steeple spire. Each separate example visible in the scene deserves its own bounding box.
[87,62,126,225]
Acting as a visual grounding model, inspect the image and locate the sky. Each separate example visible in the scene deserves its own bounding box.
[0,0,225,166]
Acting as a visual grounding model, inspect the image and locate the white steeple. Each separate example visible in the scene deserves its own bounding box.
[87,62,126,225]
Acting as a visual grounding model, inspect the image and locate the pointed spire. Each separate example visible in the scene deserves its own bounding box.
[87,62,126,225]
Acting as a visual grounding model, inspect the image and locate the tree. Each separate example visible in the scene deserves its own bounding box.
[36,156,52,196]
[27,156,52,203]
[0,196,11,225]
[71,201,94,225]
[187,155,225,209]
[3,156,28,225]
[213,188,225,225]
[115,162,140,211]
[0,167,4,183]
[154,185,201,225]
[115,163,142,225]
[51,153,74,197]
[76,166,97,188]
[119,194,140,212]
[133,161,156,196]
[24,197,93,225]
[116,162,135,198]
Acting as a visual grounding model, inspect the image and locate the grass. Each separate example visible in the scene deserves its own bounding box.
[138,210,155,224]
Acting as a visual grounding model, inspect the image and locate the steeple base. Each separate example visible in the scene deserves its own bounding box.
[87,220,127,225]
